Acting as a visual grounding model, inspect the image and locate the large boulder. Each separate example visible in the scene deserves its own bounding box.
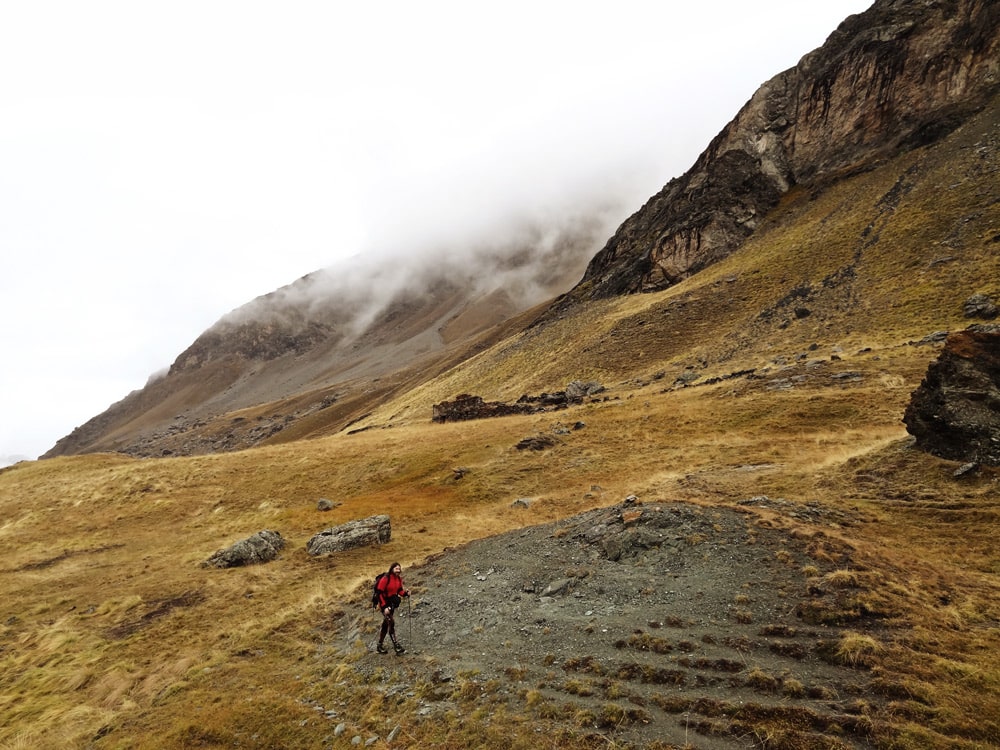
[903,325,1000,466]
[306,514,391,556]
[202,529,285,568]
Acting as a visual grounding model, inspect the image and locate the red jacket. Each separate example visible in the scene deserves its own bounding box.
[376,573,407,609]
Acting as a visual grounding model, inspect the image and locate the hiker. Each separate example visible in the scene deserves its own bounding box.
[374,561,409,653]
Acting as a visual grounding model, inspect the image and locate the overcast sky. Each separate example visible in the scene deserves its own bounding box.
[0,1,872,464]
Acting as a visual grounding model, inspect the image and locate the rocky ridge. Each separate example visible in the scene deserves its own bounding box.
[565,0,999,303]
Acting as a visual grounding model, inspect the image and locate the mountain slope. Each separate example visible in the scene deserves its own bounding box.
[42,220,608,458]
[5,2,1000,748]
[559,0,998,305]
[347,93,998,433]
[44,0,999,464]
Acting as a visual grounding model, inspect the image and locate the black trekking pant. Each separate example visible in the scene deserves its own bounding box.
[379,606,398,644]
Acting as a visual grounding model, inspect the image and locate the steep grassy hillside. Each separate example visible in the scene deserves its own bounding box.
[1,99,997,748]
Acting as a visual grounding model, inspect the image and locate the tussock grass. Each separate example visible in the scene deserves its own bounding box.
[835,632,885,668]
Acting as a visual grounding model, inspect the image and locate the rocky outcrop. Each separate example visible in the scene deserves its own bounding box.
[563,0,1000,303]
[202,530,285,568]
[903,325,1000,466]
[306,515,391,556]
[432,394,535,423]
[964,292,999,320]
[432,381,605,423]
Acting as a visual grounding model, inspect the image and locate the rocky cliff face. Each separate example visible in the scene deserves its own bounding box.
[565,0,999,302]
[904,325,1000,466]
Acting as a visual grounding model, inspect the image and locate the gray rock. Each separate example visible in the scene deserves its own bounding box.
[954,462,980,478]
[542,578,573,596]
[964,293,998,320]
[202,530,285,568]
[306,515,391,556]
[565,380,605,401]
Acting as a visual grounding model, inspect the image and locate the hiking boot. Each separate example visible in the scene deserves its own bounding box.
[393,642,405,654]
[376,643,388,654]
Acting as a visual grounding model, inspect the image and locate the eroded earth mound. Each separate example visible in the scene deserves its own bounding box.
[331,499,885,749]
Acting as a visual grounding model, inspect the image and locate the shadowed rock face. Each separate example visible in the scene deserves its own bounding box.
[904,325,1000,466]
[566,0,1000,302]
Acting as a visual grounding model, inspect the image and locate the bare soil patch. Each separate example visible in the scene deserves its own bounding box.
[338,499,885,748]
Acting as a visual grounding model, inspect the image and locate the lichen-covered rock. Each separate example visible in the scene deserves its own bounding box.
[203,529,285,568]
[964,293,998,320]
[903,325,1000,466]
[306,515,391,556]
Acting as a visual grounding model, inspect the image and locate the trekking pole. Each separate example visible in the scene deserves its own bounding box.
[407,595,413,648]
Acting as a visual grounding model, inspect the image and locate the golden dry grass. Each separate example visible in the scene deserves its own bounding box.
[3,352,999,748]
[1,102,998,749]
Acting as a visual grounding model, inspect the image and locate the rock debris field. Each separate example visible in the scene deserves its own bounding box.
[329,499,884,748]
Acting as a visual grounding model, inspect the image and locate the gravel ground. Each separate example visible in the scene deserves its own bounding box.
[339,499,883,748]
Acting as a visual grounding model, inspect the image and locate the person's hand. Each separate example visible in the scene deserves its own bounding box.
[403,590,410,597]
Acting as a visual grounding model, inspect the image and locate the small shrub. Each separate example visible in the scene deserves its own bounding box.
[562,678,595,697]
[624,632,673,653]
[807,685,837,700]
[824,569,862,588]
[602,680,632,700]
[650,694,691,713]
[563,655,603,675]
[524,689,544,707]
[503,666,528,681]
[745,667,779,692]
[782,678,806,698]
[596,703,651,728]
[835,632,884,668]
[769,641,807,659]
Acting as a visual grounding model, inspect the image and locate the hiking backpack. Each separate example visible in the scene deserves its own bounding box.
[370,573,386,608]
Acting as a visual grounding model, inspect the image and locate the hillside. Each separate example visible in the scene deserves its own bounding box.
[4,0,1000,748]
[43,0,999,463]
[2,96,996,748]
[41,218,609,459]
